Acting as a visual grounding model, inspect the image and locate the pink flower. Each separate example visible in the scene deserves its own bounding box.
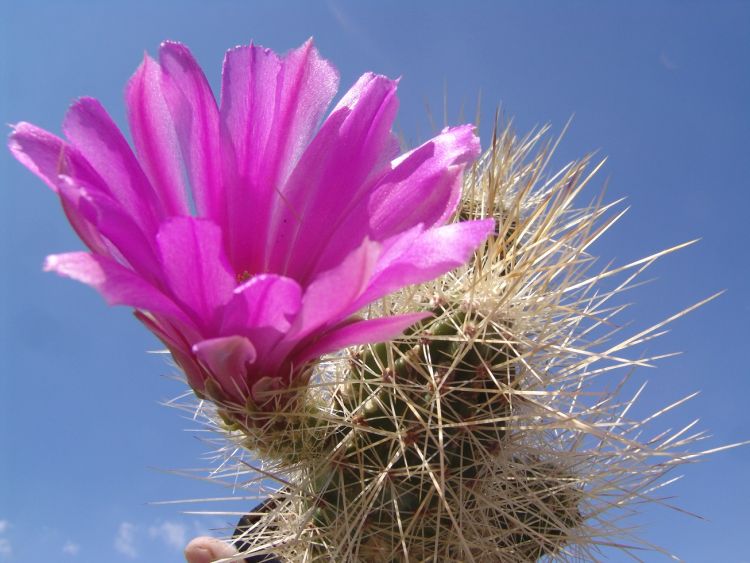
[9,39,493,409]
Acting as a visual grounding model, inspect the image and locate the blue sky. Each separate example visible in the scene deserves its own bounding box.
[1,1,748,561]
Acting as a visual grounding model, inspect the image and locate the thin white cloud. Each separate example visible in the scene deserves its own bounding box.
[114,522,138,559]
[325,0,391,70]
[148,521,187,551]
[0,523,9,560]
[0,538,11,558]
[659,51,678,71]
[62,540,80,556]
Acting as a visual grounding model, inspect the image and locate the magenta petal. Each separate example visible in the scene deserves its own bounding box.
[290,239,381,340]
[44,252,187,321]
[312,125,481,273]
[219,40,339,273]
[126,54,188,216]
[296,312,430,365]
[369,125,481,236]
[156,217,236,325]
[8,124,66,191]
[193,335,257,399]
[8,122,104,191]
[222,275,303,367]
[159,41,222,222]
[259,39,339,184]
[8,124,122,257]
[354,219,495,308]
[224,274,302,334]
[63,98,160,234]
[58,176,162,280]
[268,73,400,280]
[55,177,114,257]
[136,310,204,389]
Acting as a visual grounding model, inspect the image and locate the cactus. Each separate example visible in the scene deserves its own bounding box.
[208,122,721,562]
[303,308,583,561]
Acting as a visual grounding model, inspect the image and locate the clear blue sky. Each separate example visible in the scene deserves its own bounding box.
[1,1,748,561]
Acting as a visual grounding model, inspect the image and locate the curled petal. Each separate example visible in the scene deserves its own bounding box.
[193,335,257,400]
